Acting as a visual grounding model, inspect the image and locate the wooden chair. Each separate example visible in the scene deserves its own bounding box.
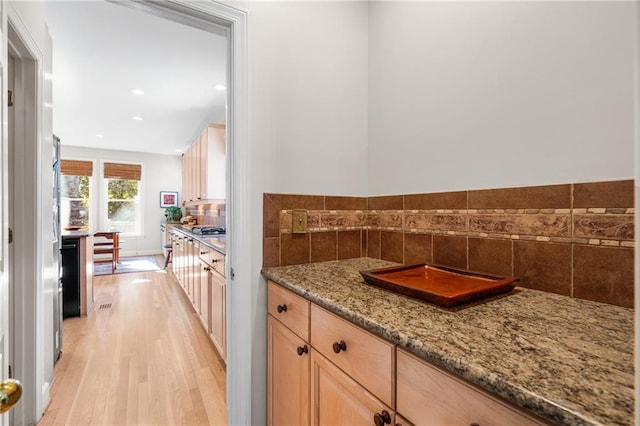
[163,244,173,269]
[93,232,120,274]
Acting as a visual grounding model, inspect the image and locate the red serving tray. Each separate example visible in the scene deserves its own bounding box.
[360,264,518,308]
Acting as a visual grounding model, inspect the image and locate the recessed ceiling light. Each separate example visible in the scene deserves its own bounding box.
[131,89,144,95]
[214,84,226,91]
[96,134,105,138]
[132,116,143,121]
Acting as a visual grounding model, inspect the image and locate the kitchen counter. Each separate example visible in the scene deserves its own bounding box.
[171,226,226,254]
[261,257,634,426]
[62,230,91,237]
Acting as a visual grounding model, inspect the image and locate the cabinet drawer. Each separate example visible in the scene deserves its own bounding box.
[268,281,310,341]
[199,245,225,277]
[397,349,547,426]
[310,305,394,408]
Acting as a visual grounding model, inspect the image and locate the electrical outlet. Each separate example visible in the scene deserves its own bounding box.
[292,209,308,233]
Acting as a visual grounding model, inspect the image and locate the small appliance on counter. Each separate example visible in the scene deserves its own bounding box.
[180,215,196,225]
[191,226,226,236]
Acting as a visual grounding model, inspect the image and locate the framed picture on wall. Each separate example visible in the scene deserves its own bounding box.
[160,191,179,207]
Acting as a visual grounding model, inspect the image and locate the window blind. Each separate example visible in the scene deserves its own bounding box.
[60,159,93,176]
[104,162,142,180]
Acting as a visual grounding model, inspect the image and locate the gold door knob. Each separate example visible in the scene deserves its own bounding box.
[0,379,22,413]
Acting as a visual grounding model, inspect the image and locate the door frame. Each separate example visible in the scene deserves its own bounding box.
[105,0,252,423]
[6,3,50,424]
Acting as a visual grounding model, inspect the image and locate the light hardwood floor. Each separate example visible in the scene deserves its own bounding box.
[38,265,227,425]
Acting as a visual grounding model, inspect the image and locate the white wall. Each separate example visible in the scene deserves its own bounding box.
[249,1,369,197]
[368,1,636,195]
[60,146,182,256]
[213,2,370,424]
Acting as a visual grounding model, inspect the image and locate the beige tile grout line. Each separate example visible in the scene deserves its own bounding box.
[570,184,574,298]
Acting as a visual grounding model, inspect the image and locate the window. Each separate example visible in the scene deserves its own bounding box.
[60,160,92,230]
[103,162,142,235]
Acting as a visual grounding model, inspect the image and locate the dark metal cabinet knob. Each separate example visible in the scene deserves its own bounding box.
[332,340,347,354]
[373,410,391,426]
[200,251,206,255]
[276,304,287,313]
[470,424,480,426]
[296,345,308,356]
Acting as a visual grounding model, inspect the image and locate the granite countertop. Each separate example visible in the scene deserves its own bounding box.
[171,226,226,254]
[262,257,634,426]
[62,230,91,237]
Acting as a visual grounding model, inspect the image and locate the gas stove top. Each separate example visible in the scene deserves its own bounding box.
[191,226,226,236]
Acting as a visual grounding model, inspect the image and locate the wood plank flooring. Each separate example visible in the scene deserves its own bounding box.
[38,264,227,425]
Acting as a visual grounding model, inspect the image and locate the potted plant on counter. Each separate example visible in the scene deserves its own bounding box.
[164,206,183,222]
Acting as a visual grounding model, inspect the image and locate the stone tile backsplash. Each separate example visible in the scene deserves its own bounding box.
[185,200,226,227]
[263,179,634,308]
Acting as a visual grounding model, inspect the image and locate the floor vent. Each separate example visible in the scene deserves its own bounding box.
[99,303,112,309]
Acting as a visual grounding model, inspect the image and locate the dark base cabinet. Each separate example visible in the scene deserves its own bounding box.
[61,234,94,318]
[61,237,81,318]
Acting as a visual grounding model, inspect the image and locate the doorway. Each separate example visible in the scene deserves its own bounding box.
[42,0,251,424]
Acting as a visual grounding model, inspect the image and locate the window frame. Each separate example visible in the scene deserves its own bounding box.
[59,157,96,232]
[100,160,145,237]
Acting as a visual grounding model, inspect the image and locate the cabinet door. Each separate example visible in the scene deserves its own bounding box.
[210,270,226,360]
[198,261,209,332]
[311,350,394,426]
[199,128,207,200]
[171,234,177,275]
[181,153,188,203]
[205,125,226,199]
[192,241,201,310]
[268,316,310,426]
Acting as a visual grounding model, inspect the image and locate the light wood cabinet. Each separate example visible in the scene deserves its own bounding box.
[197,259,210,332]
[268,280,547,426]
[268,281,395,426]
[396,348,547,426]
[199,242,226,362]
[181,124,226,203]
[172,233,186,291]
[267,316,310,426]
[171,230,226,362]
[209,268,226,360]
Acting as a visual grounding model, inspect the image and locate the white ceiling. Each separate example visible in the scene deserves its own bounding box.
[45,1,227,156]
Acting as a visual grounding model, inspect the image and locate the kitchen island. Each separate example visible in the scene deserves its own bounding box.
[262,257,634,425]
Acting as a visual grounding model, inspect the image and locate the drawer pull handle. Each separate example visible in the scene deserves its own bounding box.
[200,251,206,255]
[470,424,480,426]
[373,410,391,426]
[277,304,287,313]
[204,266,211,272]
[296,345,308,356]
[211,259,219,263]
[332,340,347,354]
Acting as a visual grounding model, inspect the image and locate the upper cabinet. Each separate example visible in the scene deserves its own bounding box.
[182,124,226,204]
